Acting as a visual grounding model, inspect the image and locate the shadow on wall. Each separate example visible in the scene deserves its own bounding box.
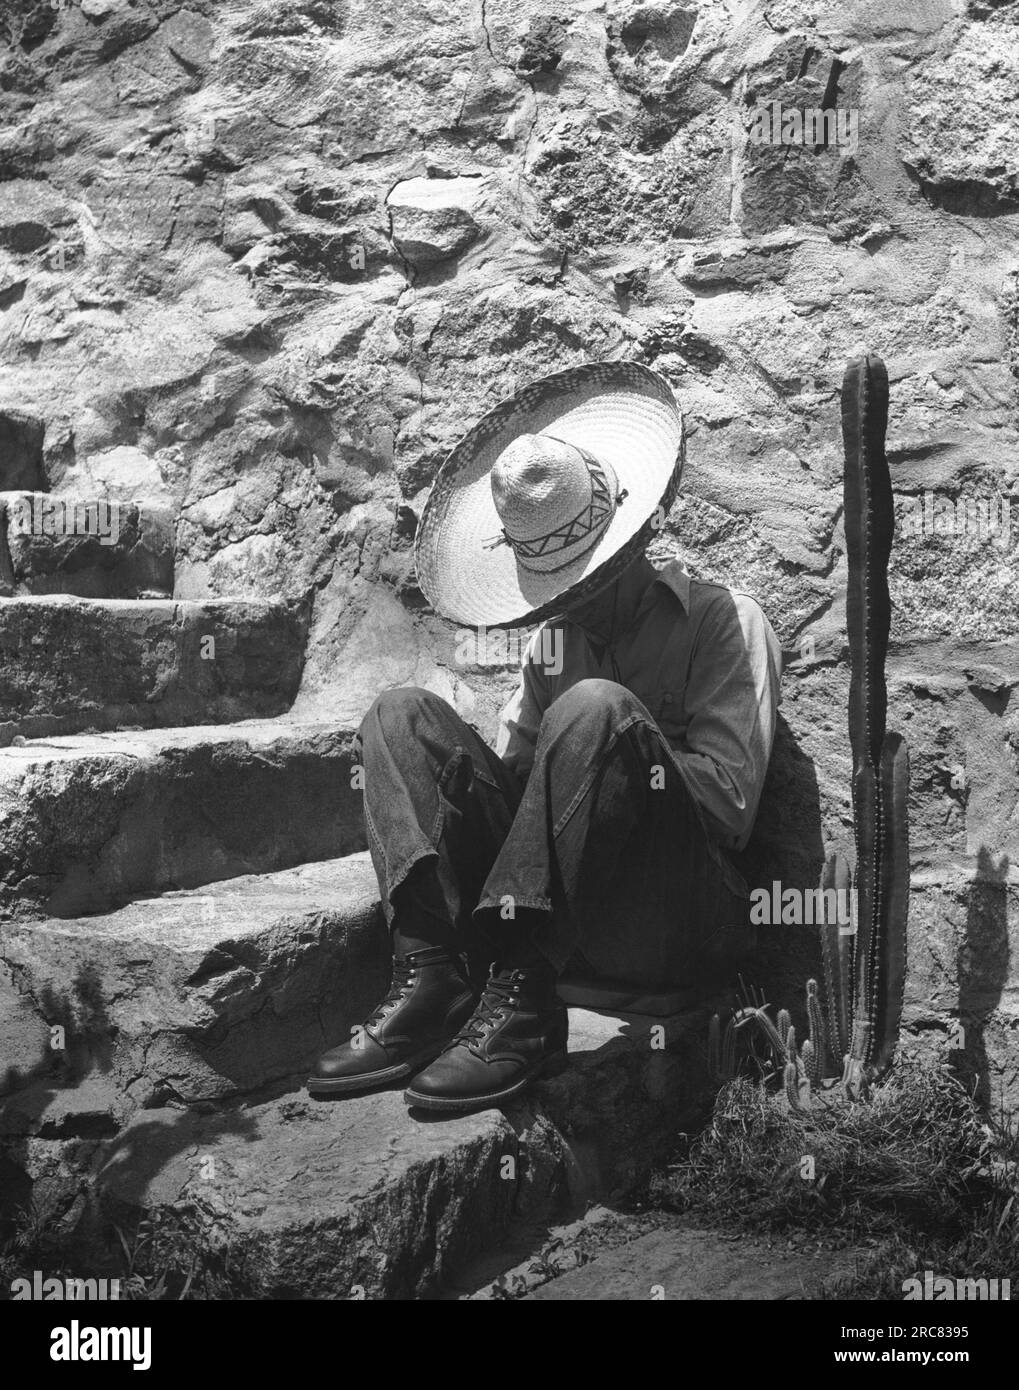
[0,411,46,492]
[954,846,1011,1107]
[732,713,827,1004]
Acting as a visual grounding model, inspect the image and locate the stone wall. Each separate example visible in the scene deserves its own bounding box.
[0,0,1016,1105]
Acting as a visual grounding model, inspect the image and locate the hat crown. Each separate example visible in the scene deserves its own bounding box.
[491,435,594,539]
[490,433,619,573]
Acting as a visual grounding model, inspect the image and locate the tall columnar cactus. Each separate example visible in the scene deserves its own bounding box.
[820,850,853,1074]
[708,357,911,1110]
[840,354,910,1092]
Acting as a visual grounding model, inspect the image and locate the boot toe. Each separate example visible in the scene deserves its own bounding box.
[405,1046,526,1106]
[402,1049,467,1098]
[310,1048,356,1082]
[309,1035,389,1083]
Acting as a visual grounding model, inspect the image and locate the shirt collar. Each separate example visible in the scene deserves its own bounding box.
[646,559,691,614]
[556,558,691,632]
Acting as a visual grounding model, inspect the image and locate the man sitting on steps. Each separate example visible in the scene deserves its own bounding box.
[308,362,781,1114]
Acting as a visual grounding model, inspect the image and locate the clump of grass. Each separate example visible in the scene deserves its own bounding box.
[644,1058,1018,1296]
[825,1225,1017,1300]
[0,1198,88,1291]
[1,1202,266,1301]
[112,1206,268,1301]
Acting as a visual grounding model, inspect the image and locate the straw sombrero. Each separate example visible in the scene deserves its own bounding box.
[414,361,685,628]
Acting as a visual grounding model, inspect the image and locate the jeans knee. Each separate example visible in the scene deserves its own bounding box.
[362,685,449,736]
[540,678,637,738]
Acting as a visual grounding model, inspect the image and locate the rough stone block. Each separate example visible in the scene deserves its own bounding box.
[0,720,367,918]
[0,493,173,599]
[0,854,387,1108]
[903,870,1019,1113]
[0,597,307,743]
[386,176,484,270]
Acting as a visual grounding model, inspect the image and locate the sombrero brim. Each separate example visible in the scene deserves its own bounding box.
[414,361,684,628]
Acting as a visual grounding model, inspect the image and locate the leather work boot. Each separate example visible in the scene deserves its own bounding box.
[307,945,476,1097]
[403,964,569,1113]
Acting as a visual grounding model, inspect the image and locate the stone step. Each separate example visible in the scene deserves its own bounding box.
[456,1209,862,1299]
[0,596,308,744]
[0,854,387,1110]
[0,493,173,600]
[0,719,366,918]
[93,1005,712,1299]
[520,1223,859,1301]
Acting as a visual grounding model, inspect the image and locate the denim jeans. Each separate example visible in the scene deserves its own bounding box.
[356,680,750,988]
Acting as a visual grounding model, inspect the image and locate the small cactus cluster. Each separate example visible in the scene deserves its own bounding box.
[708,978,827,1114]
[781,981,825,1113]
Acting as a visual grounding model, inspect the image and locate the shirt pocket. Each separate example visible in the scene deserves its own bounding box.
[653,689,686,743]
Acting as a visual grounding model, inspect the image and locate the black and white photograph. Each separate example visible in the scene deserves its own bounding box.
[0,0,1016,1351]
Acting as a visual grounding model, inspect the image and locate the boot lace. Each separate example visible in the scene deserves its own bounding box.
[365,959,416,1030]
[453,972,521,1045]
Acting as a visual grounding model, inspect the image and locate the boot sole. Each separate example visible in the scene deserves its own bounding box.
[306,1041,447,1098]
[403,1050,569,1113]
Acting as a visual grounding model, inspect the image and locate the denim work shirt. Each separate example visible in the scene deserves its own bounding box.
[495,560,782,853]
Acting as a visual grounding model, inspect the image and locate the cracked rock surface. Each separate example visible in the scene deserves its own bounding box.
[0,853,386,1109]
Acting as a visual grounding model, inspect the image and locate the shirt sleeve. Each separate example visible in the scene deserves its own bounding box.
[494,627,552,779]
[671,592,782,851]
